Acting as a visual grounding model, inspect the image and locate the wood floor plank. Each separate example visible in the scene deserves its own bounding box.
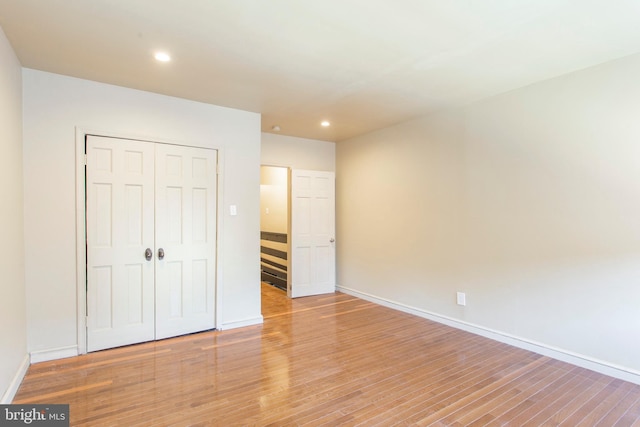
[12,380,114,404]
[558,379,627,426]
[541,374,615,426]
[492,366,587,425]
[614,395,640,427]
[11,283,640,425]
[574,381,640,427]
[598,389,640,427]
[446,359,577,426]
[384,350,545,425]
[524,369,602,426]
[409,356,556,426]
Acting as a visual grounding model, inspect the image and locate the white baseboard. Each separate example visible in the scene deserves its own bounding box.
[337,285,640,385]
[1,354,30,404]
[219,315,264,330]
[30,346,78,364]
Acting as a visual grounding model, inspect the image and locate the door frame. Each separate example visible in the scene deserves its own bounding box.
[75,127,225,354]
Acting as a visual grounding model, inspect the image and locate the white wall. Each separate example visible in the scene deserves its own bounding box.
[337,52,640,378]
[261,133,335,171]
[0,26,27,402]
[23,70,261,358]
[260,166,288,234]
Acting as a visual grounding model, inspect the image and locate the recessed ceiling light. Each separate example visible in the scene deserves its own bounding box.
[154,52,171,62]
[271,125,281,131]
[321,121,330,127]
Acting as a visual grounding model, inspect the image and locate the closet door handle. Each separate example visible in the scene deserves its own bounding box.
[144,248,153,261]
[158,248,165,260]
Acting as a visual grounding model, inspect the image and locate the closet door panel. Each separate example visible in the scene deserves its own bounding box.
[86,136,155,352]
[155,144,217,339]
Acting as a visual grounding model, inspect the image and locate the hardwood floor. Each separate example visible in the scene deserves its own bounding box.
[14,283,640,426]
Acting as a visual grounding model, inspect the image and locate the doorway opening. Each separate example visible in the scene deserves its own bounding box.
[260,166,290,294]
[259,166,336,298]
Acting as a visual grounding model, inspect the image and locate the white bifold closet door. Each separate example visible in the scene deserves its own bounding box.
[86,135,217,352]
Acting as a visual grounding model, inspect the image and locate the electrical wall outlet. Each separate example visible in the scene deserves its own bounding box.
[456,292,466,306]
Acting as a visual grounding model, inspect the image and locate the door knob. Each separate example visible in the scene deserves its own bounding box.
[330,238,335,243]
[145,248,152,261]
[158,248,165,260]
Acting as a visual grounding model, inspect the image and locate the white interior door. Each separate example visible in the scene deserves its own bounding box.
[86,136,155,352]
[87,136,217,351]
[155,144,217,339]
[291,169,336,298]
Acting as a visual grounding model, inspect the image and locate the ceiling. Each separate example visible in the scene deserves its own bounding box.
[1,1,640,142]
